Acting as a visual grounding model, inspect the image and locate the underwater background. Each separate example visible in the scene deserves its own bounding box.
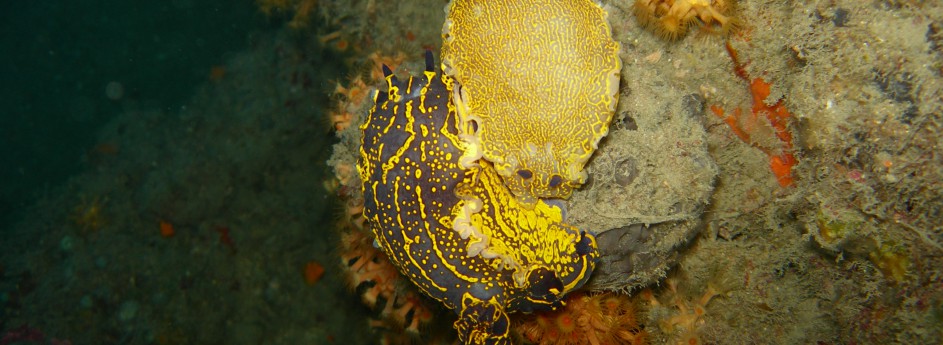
[2,0,941,344]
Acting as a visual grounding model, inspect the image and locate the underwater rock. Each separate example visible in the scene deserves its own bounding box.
[568,93,717,291]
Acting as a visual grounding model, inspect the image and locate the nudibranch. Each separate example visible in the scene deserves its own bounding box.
[441,0,622,206]
[358,51,597,345]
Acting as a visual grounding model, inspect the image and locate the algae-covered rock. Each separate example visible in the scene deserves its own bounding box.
[569,92,718,291]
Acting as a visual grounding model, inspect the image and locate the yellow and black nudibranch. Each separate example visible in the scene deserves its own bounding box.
[441,0,622,206]
[358,51,597,345]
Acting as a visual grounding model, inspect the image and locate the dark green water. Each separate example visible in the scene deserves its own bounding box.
[1,1,263,226]
[0,2,378,344]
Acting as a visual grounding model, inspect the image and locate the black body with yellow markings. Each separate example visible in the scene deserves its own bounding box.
[358,51,597,345]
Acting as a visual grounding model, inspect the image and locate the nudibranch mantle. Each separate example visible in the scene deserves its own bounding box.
[358,52,597,345]
[441,0,622,206]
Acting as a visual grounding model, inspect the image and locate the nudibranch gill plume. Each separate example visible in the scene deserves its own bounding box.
[441,0,622,206]
[358,51,597,345]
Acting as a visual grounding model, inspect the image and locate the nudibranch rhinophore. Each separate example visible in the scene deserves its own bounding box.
[441,0,622,206]
[358,51,597,345]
